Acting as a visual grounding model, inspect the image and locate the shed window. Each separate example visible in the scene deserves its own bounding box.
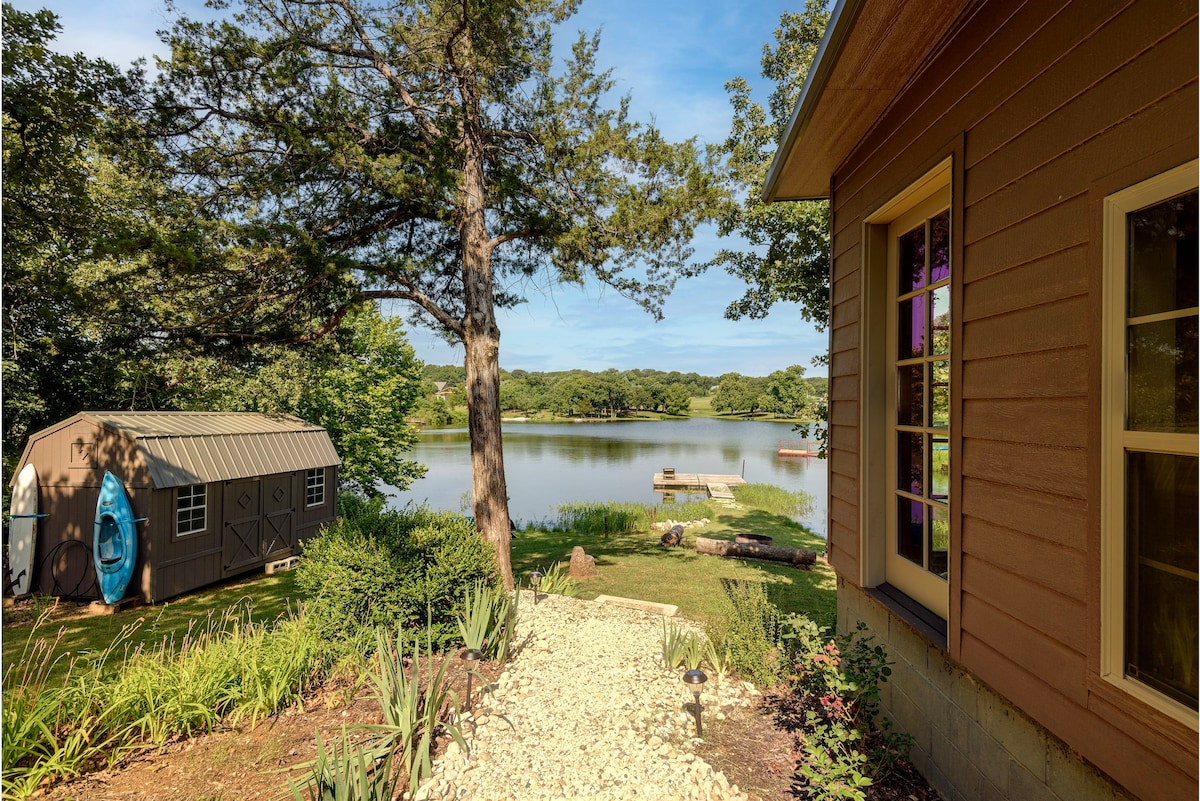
[306,468,326,507]
[176,484,207,536]
[1102,161,1198,726]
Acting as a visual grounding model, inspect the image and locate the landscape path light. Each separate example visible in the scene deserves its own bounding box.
[461,648,483,712]
[529,570,543,605]
[682,668,708,737]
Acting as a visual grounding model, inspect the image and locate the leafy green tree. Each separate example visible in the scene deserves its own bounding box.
[712,373,753,415]
[178,307,427,498]
[153,0,722,588]
[712,2,831,326]
[1,4,175,479]
[763,364,815,419]
[663,384,692,416]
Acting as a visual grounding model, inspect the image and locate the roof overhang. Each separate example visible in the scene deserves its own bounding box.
[762,0,970,202]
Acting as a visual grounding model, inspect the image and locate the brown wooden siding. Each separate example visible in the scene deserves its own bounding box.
[18,418,338,604]
[824,0,1198,797]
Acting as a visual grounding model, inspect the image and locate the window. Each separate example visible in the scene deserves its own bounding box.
[1102,162,1198,725]
[176,484,207,536]
[861,158,953,624]
[306,468,326,507]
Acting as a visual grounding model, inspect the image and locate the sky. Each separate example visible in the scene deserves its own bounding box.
[18,0,828,378]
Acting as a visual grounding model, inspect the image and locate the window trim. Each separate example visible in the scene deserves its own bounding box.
[860,157,954,623]
[175,483,207,537]
[305,467,326,508]
[1099,159,1198,729]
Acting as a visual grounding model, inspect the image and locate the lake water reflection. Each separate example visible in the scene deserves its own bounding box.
[386,418,828,537]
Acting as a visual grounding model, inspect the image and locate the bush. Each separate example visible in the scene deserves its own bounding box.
[704,579,783,688]
[782,616,913,801]
[297,506,499,649]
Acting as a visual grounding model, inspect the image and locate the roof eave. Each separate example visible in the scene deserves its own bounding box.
[761,0,865,204]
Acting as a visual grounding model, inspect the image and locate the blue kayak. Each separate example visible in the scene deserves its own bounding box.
[94,472,137,604]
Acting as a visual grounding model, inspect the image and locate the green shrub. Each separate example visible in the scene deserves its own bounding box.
[297,507,499,649]
[782,616,913,801]
[704,579,783,688]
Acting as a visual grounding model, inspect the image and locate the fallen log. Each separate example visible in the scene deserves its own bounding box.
[695,537,817,566]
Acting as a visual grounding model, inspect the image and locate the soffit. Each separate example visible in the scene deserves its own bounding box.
[763,0,969,202]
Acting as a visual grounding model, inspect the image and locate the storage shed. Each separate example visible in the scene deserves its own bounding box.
[10,412,340,603]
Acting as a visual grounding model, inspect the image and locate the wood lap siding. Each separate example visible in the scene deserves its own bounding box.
[824,0,1198,797]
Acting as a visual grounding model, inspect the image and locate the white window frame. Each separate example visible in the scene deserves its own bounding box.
[306,467,326,508]
[1100,160,1199,728]
[176,483,207,536]
[861,158,953,622]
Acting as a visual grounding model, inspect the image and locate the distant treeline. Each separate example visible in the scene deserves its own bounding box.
[419,365,827,420]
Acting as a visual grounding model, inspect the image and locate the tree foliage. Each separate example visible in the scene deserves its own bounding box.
[175,307,427,497]
[712,2,832,327]
[153,0,724,587]
[1,3,170,478]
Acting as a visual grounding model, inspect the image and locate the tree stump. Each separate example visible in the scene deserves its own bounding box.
[660,524,685,548]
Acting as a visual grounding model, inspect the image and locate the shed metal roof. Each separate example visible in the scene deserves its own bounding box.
[81,412,341,489]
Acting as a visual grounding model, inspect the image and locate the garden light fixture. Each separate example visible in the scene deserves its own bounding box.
[529,570,543,605]
[682,668,707,737]
[461,648,483,711]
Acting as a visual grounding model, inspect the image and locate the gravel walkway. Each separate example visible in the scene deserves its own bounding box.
[415,591,758,801]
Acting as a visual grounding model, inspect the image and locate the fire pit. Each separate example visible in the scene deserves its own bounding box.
[734,533,773,546]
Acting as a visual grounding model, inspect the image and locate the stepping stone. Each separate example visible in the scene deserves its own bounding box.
[593,595,679,617]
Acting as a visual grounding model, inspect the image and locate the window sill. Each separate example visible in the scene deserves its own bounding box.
[866,583,948,651]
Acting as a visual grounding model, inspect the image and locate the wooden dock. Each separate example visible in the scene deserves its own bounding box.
[653,472,746,501]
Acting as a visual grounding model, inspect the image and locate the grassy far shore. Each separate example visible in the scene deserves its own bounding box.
[2,486,832,686]
[486,395,818,425]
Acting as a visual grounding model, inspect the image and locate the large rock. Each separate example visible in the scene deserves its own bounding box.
[569,545,596,578]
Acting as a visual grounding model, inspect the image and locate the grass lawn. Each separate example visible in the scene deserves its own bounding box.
[2,570,300,686]
[512,499,834,630]
[3,490,834,684]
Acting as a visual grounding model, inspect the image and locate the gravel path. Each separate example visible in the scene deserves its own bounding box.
[415,591,758,801]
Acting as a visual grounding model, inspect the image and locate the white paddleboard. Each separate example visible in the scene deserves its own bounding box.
[9,464,38,596]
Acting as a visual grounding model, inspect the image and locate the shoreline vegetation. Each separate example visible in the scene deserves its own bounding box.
[414,365,829,430]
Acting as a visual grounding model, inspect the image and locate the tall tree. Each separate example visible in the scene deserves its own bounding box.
[154,0,722,587]
[1,4,168,478]
[711,2,831,327]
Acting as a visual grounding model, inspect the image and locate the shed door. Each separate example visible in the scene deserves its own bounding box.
[223,479,262,576]
[262,473,295,559]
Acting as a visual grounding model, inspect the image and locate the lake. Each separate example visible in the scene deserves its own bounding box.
[386,418,828,536]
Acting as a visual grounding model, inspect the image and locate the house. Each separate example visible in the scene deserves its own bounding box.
[10,412,340,603]
[764,2,1197,800]
[433,381,457,399]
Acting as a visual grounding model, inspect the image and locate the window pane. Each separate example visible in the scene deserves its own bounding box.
[899,224,926,293]
[930,360,949,429]
[897,431,923,496]
[898,295,926,359]
[1127,317,1198,433]
[897,364,924,427]
[928,506,949,579]
[930,434,949,501]
[929,210,950,283]
[897,497,924,566]
[1128,191,1198,318]
[1125,451,1199,709]
[931,285,950,356]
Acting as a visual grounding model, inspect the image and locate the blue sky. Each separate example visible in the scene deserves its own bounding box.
[19,0,827,378]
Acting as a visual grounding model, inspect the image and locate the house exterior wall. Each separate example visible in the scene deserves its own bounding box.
[825,1,1197,799]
